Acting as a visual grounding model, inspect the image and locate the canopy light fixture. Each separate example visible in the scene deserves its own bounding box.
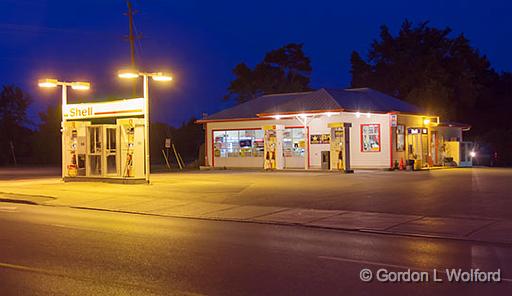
[118,69,173,82]
[71,81,90,90]
[38,78,90,91]
[324,112,339,117]
[118,69,140,79]
[38,78,58,88]
[152,72,173,81]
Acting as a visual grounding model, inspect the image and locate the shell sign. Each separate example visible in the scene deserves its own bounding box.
[63,98,145,119]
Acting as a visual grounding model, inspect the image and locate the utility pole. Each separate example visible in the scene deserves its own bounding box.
[125,0,138,96]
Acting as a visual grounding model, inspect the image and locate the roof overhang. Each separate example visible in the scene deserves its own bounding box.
[257,108,344,119]
[196,109,442,124]
[437,122,471,131]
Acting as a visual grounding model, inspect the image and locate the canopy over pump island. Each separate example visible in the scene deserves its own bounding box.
[63,98,147,183]
[39,71,172,184]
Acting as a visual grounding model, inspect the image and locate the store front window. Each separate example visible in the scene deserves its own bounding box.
[283,128,305,157]
[361,124,381,152]
[214,129,264,158]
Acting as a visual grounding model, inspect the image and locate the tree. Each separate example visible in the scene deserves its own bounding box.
[0,85,32,165]
[350,20,512,165]
[34,104,61,164]
[472,72,512,165]
[350,20,494,121]
[225,43,312,104]
[149,118,204,168]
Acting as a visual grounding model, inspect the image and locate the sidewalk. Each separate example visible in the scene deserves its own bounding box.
[1,173,511,245]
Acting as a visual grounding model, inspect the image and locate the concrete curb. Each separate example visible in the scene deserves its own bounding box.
[60,205,512,247]
[0,198,39,205]
[1,197,510,247]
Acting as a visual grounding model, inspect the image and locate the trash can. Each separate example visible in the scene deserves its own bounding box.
[321,151,330,170]
[406,159,415,171]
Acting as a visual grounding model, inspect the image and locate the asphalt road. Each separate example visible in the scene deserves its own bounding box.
[0,203,511,295]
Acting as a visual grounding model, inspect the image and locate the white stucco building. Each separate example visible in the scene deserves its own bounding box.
[197,88,472,170]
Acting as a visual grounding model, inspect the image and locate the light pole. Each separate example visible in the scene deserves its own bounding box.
[38,79,91,179]
[118,69,173,183]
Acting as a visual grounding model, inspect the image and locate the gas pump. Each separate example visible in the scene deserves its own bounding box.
[63,121,89,177]
[123,120,135,177]
[263,126,277,170]
[118,118,145,178]
[68,129,78,177]
[328,122,353,173]
[263,125,285,170]
[330,126,345,171]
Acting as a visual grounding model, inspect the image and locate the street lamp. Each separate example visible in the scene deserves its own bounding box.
[38,78,91,179]
[117,69,173,183]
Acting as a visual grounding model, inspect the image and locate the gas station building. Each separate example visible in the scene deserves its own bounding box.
[198,88,473,171]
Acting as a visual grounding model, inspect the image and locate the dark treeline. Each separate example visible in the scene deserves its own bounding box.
[349,20,512,165]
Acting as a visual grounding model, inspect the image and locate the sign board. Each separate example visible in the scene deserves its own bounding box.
[390,114,397,127]
[328,122,344,128]
[165,138,171,148]
[310,134,331,144]
[64,98,145,120]
[407,127,428,135]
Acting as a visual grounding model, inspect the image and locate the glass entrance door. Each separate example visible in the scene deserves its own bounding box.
[407,128,429,168]
[87,126,102,176]
[86,125,119,177]
[105,127,118,175]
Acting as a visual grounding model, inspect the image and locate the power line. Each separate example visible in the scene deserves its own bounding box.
[124,0,143,96]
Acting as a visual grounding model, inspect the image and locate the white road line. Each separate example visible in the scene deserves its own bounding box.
[0,262,54,276]
[318,255,512,282]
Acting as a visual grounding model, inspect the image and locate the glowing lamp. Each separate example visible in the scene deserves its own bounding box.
[423,118,431,125]
[71,81,90,90]
[38,78,58,88]
[118,69,140,79]
[470,151,476,158]
[152,72,173,82]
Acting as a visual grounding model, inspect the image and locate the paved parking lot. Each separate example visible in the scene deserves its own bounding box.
[1,167,511,220]
[1,167,512,243]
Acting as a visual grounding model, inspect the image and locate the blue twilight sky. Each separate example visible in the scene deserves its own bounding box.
[0,0,511,127]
